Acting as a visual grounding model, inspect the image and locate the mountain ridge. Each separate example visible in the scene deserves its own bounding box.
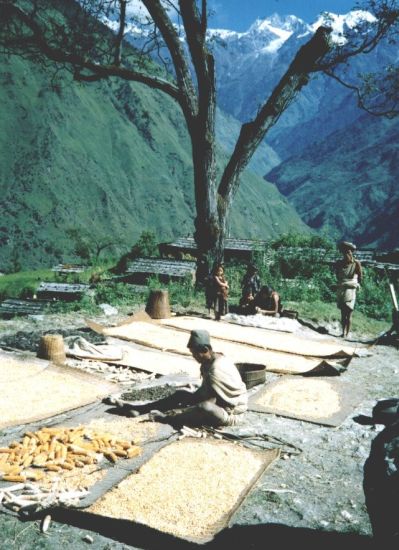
[0,52,307,271]
[266,113,399,249]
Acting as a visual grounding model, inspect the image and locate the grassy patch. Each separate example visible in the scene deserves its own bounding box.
[0,269,54,300]
[284,300,389,337]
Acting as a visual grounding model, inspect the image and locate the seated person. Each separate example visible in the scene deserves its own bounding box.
[253,285,282,317]
[238,289,257,315]
[105,330,248,428]
[241,264,261,298]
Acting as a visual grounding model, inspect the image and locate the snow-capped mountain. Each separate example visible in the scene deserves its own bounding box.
[206,14,310,122]
[207,10,394,159]
[103,8,398,248]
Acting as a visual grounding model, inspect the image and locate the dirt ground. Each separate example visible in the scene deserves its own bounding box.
[0,310,398,550]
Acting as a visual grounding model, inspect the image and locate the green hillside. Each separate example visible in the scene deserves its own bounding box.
[266,114,399,249]
[0,53,308,271]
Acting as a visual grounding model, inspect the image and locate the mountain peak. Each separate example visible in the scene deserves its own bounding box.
[242,14,307,53]
[311,10,377,44]
[249,13,305,34]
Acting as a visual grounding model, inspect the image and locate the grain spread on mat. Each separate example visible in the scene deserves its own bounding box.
[0,356,113,429]
[254,379,341,418]
[85,417,158,443]
[88,438,274,541]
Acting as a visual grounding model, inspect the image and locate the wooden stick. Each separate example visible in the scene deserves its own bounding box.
[389,283,399,311]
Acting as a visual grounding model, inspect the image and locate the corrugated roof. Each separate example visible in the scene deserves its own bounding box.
[126,258,196,277]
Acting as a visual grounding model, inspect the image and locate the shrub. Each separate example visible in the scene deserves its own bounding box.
[95,283,148,306]
[271,232,334,250]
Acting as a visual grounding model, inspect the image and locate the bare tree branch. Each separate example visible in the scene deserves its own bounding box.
[114,0,127,65]
[218,27,332,206]
[324,68,399,117]
[141,0,198,120]
[0,1,180,101]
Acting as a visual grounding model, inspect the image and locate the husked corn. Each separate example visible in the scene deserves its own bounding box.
[0,425,142,483]
[2,475,26,482]
[126,447,141,459]
[103,452,118,463]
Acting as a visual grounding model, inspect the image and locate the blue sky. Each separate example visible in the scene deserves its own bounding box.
[207,1,364,30]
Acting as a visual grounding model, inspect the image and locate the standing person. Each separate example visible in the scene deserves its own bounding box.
[213,264,229,320]
[105,330,248,428]
[253,285,282,317]
[335,241,362,338]
[196,255,214,315]
[241,264,261,300]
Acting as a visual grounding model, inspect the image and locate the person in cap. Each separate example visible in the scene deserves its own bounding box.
[253,285,282,317]
[335,241,362,337]
[357,399,399,542]
[105,329,247,428]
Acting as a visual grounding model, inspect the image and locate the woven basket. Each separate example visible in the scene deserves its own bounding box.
[236,363,266,389]
[37,334,66,365]
[145,289,171,319]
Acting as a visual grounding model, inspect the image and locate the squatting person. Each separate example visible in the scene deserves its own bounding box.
[105,330,248,428]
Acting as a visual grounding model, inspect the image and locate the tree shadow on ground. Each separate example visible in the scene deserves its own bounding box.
[52,509,374,550]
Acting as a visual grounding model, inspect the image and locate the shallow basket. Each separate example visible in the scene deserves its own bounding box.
[281,309,298,319]
[236,363,266,389]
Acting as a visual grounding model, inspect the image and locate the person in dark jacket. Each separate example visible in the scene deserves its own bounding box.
[238,288,257,315]
[241,264,261,299]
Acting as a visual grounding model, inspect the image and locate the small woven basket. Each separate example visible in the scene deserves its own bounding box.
[37,334,66,365]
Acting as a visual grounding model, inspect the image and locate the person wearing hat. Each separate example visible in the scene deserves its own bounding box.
[105,329,248,428]
[335,241,362,337]
[357,399,399,542]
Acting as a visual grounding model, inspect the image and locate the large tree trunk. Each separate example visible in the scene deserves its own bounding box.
[184,30,225,278]
[191,127,224,277]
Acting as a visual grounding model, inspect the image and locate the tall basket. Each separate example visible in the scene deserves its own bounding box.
[37,334,66,365]
[145,289,171,319]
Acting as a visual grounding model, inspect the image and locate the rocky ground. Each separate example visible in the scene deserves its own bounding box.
[0,308,398,549]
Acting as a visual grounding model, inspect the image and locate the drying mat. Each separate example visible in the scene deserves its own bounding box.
[39,418,176,508]
[224,312,299,333]
[103,339,200,377]
[89,320,351,376]
[160,316,358,358]
[80,438,279,544]
[0,351,117,430]
[65,336,123,362]
[0,401,175,518]
[248,377,361,427]
[67,333,199,377]
[0,354,48,383]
